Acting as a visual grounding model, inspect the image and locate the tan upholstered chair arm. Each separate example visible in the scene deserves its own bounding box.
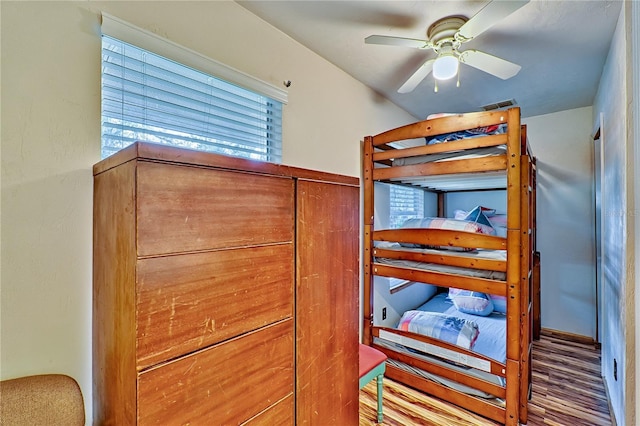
[0,374,84,425]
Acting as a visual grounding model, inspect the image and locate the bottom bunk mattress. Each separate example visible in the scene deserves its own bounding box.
[374,292,506,399]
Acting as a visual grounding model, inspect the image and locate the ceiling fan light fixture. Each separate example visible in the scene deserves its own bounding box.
[367,0,529,93]
[432,43,458,80]
[433,54,458,80]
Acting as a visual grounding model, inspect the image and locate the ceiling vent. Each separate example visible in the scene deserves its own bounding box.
[480,99,517,111]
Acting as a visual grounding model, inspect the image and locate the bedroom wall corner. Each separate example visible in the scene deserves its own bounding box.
[523,106,596,339]
[592,2,629,424]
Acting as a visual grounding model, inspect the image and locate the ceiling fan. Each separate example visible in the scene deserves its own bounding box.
[365,0,529,93]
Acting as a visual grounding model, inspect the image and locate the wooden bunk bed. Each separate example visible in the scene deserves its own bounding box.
[362,107,537,425]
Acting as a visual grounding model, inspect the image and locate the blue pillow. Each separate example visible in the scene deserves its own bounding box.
[463,206,495,230]
[449,288,494,317]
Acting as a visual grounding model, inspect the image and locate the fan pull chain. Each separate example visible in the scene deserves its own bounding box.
[457,69,461,87]
[434,79,439,93]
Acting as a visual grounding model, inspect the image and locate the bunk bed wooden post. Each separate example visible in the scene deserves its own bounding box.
[532,156,541,341]
[437,192,445,217]
[363,136,374,345]
[519,147,533,424]
[505,107,522,426]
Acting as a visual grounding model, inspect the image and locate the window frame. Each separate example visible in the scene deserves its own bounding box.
[100,13,286,161]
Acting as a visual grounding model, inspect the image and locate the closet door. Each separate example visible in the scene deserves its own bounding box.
[295,179,359,425]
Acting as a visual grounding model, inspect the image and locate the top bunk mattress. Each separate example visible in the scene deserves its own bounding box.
[392,145,506,167]
[368,113,521,191]
[389,122,507,166]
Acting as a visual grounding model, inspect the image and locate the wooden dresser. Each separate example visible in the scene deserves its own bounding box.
[93,142,359,425]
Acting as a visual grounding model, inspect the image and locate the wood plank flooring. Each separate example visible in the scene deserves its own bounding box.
[359,332,612,425]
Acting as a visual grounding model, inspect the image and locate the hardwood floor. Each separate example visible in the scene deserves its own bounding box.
[359,333,612,425]
[528,333,612,426]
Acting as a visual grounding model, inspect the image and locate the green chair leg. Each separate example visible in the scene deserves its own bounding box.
[376,373,384,423]
[359,344,387,424]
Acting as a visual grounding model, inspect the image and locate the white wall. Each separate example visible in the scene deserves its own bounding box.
[0,2,416,423]
[373,276,438,328]
[523,107,596,339]
[592,3,635,425]
[445,190,506,218]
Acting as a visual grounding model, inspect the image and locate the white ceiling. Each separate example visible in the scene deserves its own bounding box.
[237,0,622,119]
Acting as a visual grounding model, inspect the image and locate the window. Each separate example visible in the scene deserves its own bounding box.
[388,277,411,292]
[388,184,424,291]
[389,185,424,228]
[101,35,282,162]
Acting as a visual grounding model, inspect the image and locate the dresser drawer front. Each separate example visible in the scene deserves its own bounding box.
[136,244,294,369]
[137,319,294,425]
[137,161,294,256]
[242,394,294,425]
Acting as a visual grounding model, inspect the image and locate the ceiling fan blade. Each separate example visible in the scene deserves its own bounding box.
[365,35,430,49]
[398,59,435,93]
[458,50,521,80]
[457,0,529,41]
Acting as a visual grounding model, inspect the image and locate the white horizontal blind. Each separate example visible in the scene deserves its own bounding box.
[389,185,424,228]
[100,13,287,104]
[101,35,283,162]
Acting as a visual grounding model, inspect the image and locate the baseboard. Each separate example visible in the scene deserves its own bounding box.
[540,328,595,345]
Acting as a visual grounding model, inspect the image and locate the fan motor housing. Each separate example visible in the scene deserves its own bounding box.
[427,16,467,44]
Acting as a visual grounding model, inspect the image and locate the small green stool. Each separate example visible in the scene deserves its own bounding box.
[359,344,387,423]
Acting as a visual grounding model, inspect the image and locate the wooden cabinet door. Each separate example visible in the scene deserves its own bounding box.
[295,180,359,425]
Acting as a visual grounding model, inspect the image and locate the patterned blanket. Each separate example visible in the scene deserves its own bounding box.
[397,310,480,350]
[425,123,506,145]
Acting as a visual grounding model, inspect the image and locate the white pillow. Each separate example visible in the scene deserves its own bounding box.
[449,288,494,317]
